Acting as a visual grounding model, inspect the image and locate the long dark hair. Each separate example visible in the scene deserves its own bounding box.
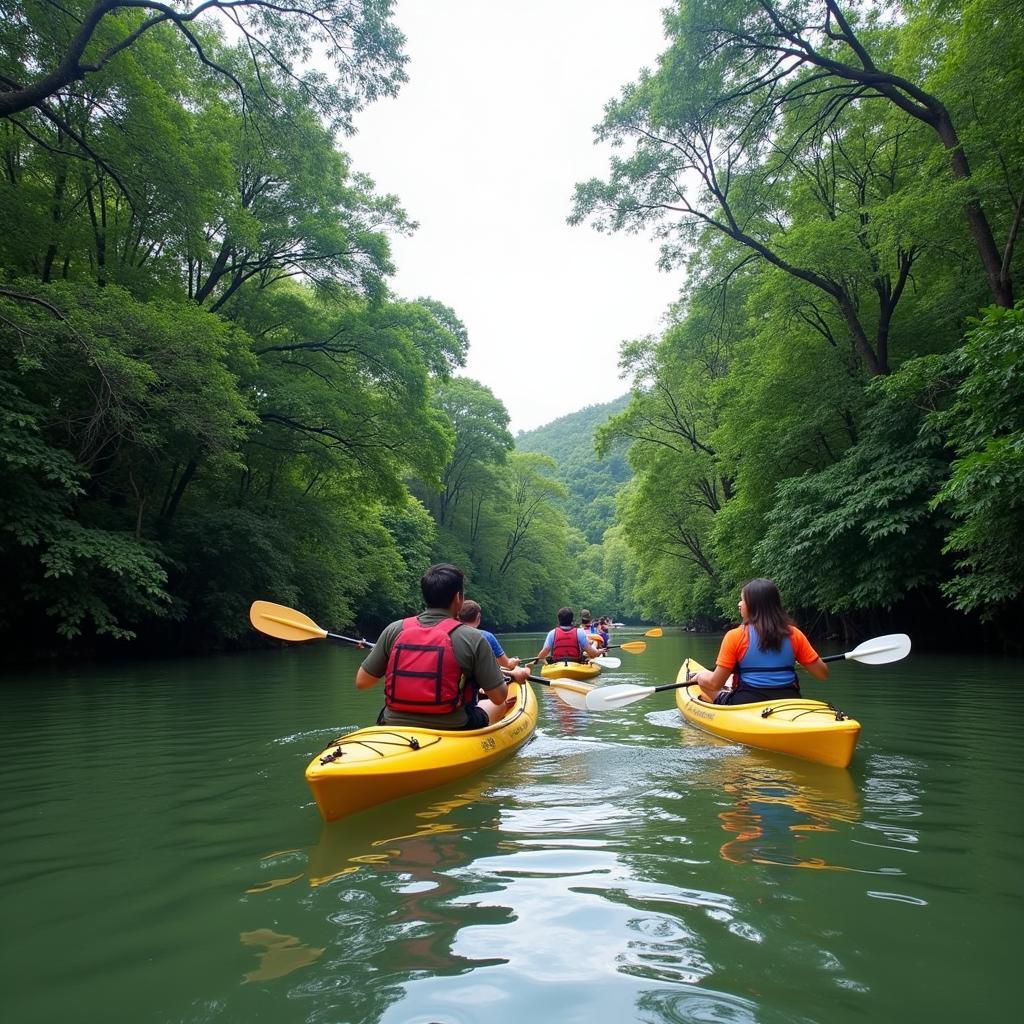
[743,578,793,652]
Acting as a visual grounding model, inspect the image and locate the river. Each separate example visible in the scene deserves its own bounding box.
[1,629,1020,1023]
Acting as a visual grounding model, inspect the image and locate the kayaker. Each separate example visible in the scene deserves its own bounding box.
[580,609,604,649]
[356,564,531,728]
[457,600,521,671]
[690,578,829,704]
[535,607,604,664]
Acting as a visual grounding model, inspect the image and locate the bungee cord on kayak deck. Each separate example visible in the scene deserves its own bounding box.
[757,703,852,722]
[318,733,445,764]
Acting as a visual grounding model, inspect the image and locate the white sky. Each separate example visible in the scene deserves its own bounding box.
[344,0,681,434]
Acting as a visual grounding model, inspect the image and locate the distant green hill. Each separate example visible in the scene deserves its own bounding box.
[515,396,631,543]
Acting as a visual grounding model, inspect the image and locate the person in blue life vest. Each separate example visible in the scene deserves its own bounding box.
[535,607,604,664]
[689,578,829,705]
[457,600,521,672]
[356,564,531,729]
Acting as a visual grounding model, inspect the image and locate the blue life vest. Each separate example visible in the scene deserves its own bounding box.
[734,625,798,689]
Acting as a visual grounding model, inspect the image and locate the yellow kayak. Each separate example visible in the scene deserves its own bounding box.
[540,661,601,682]
[305,682,538,821]
[674,660,860,769]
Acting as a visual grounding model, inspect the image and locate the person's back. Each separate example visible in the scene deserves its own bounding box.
[356,564,527,729]
[536,606,602,664]
[691,578,828,705]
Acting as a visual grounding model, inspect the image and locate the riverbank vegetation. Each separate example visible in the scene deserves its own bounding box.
[571,0,1024,645]
[2,1,1022,658]
[0,1,578,656]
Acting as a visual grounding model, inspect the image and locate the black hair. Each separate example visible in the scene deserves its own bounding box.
[421,563,464,608]
[742,578,793,652]
[556,606,574,627]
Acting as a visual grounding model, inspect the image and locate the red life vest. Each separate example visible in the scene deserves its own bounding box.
[384,616,467,714]
[551,625,583,661]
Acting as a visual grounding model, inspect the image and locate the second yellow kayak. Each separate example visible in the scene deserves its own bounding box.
[305,681,538,821]
[674,660,861,768]
[540,661,602,682]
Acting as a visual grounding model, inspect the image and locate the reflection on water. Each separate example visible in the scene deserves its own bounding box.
[713,760,861,870]
[3,640,1022,1024]
[240,928,324,983]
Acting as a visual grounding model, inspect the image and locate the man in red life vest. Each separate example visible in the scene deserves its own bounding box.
[535,607,604,664]
[356,563,531,729]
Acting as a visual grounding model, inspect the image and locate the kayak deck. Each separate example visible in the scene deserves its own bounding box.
[540,661,602,682]
[674,661,860,769]
[305,682,537,821]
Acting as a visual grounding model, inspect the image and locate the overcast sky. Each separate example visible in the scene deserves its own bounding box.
[344,0,680,434]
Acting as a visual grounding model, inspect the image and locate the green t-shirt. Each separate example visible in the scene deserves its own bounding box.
[361,608,506,728]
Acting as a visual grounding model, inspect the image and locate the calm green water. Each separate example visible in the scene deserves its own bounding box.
[2,631,1021,1024]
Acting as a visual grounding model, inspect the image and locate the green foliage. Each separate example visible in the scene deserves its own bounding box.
[0,377,171,640]
[564,0,1024,640]
[516,395,631,543]
[757,392,948,613]
[931,304,1024,616]
[0,9,498,656]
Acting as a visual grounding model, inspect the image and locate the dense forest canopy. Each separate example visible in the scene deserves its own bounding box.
[572,0,1024,644]
[0,1,600,654]
[2,0,1022,659]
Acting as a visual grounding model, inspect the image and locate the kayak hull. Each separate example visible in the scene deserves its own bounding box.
[674,661,860,769]
[540,661,602,682]
[305,681,538,821]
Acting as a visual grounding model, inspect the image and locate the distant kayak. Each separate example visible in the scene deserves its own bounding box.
[305,681,538,821]
[540,661,602,682]
[674,660,860,769]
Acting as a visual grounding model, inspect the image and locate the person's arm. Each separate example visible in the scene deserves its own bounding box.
[355,625,395,690]
[472,631,511,702]
[486,631,519,669]
[535,630,554,661]
[693,628,740,688]
[791,628,829,680]
[583,641,603,660]
[692,664,732,688]
[356,666,380,690]
[802,658,829,681]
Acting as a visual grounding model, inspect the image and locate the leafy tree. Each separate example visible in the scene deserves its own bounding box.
[0,0,406,131]
[931,303,1024,617]
[0,282,252,638]
[422,378,513,529]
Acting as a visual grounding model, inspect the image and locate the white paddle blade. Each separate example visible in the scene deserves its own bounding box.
[584,683,654,711]
[847,633,911,664]
[550,682,592,710]
[592,656,621,669]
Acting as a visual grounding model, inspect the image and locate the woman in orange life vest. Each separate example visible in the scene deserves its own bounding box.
[355,564,532,729]
[690,578,829,705]
[535,607,604,664]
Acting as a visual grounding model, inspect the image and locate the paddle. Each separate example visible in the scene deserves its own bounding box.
[603,641,647,654]
[503,670,590,710]
[591,655,621,669]
[251,600,590,708]
[820,633,911,664]
[250,600,374,646]
[584,633,913,711]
